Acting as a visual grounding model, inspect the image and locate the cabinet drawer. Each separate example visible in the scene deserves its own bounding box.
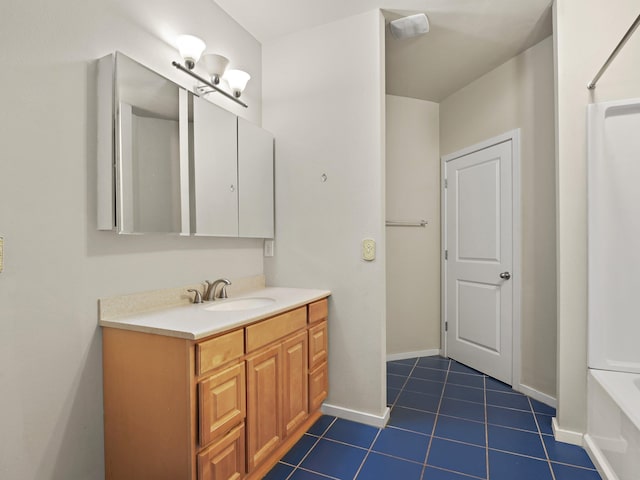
[197,423,246,480]
[197,329,244,376]
[308,321,328,370]
[309,362,328,412]
[308,299,328,324]
[245,307,306,353]
[199,363,246,447]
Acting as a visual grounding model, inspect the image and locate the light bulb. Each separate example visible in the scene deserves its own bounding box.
[176,34,206,69]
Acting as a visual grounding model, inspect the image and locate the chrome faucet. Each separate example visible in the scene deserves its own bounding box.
[204,278,232,301]
[187,288,203,304]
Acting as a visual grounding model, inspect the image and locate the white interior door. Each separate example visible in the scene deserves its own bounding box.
[444,139,514,384]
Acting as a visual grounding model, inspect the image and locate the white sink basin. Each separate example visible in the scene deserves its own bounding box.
[204,297,276,312]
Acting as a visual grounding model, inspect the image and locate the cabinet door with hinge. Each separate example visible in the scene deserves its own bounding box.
[282,331,309,438]
[192,95,238,236]
[197,423,245,480]
[246,343,282,471]
[199,362,246,447]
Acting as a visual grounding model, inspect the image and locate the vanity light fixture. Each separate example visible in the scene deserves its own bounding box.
[176,34,206,70]
[172,34,249,108]
[224,69,251,98]
[201,53,229,85]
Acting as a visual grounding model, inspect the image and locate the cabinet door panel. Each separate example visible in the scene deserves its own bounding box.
[197,423,245,480]
[246,343,282,471]
[193,96,238,236]
[309,362,328,412]
[282,332,309,438]
[308,321,328,370]
[199,363,246,447]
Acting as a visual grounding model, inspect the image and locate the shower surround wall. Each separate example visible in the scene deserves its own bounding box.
[554,0,640,444]
[0,1,263,479]
[585,97,640,480]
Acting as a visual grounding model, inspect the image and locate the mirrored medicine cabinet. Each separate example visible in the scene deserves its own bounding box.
[97,52,274,238]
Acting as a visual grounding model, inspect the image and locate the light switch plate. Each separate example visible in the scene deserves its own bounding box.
[362,238,375,261]
[264,239,274,257]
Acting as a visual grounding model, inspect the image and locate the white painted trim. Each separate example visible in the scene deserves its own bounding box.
[441,129,523,387]
[386,349,441,362]
[97,54,115,231]
[552,417,584,446]
[321,404,390,428]
[511,131,523,389]
[583,434,620,480]
[440,151,448,358]
[517,383,557,408]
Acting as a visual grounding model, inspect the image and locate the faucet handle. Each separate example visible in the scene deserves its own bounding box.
[219,284,230,299]
[187,288,203,304]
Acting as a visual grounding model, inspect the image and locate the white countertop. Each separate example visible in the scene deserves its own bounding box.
[98,287,331,340]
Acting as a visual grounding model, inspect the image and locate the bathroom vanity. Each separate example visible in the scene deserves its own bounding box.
[100,287,329,480]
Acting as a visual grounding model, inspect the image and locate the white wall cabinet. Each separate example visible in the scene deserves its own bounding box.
[192,96,239,237]
[191,96,274,238]
[98,52,274,238]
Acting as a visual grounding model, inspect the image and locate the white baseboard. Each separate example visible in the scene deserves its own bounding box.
[552,417,584,446]
[583,434,619,480]
[516,383,557,408]
[321,403,390,428]
[386,349,441,362]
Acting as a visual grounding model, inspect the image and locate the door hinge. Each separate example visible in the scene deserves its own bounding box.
[445,321,448,332]
[444,249,448,260]
[444,178,448,188]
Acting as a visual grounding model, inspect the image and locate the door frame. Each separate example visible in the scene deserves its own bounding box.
[440,129,522,388]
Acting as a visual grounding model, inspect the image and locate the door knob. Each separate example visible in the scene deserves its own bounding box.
[499,272,511,280]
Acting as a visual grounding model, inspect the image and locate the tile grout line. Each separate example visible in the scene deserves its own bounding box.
[419,357,452,480]
[484,374,490,480]
[389,357,420,409]
[351,427,383,479]
[283,417,338,480]
[529,396,557,480]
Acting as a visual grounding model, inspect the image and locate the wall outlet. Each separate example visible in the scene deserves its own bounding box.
[264,239,274,257]
[362,238,375,261]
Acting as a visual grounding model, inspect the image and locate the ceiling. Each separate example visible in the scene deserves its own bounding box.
[213,0,553,102]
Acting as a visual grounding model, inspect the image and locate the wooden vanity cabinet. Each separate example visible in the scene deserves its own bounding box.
[246,342,282,471]
[307,299,328,412]
[282,331,309,438]
[197,423,245,480]
[102,297,329,480]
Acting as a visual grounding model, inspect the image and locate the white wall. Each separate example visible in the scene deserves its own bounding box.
[263,10,388,424]
[385,95,441,357]
[0,1,263,478]
[440,36,557,399]
[554,0,640,440]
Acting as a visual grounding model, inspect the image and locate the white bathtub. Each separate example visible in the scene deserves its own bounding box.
[585,369,640,480]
